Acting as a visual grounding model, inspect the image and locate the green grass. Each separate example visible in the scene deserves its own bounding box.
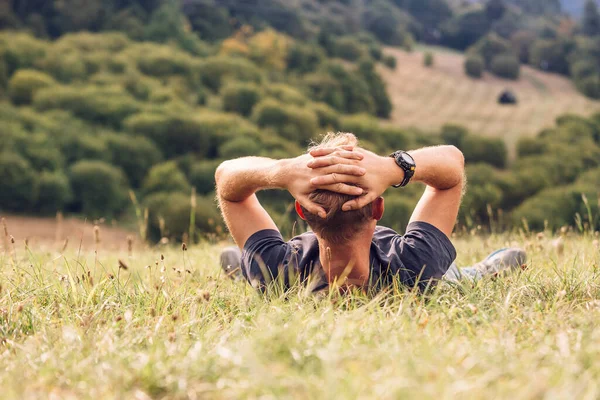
[1,232,600,399]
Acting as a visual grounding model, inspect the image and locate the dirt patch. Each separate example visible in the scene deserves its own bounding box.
[1,214,139,252]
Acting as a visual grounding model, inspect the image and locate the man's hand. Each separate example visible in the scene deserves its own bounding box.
[283,146,366,218]
[307,147,398,211]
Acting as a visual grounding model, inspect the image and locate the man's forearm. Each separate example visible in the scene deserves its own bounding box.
[215,157,288,202]
[383,145,465,190]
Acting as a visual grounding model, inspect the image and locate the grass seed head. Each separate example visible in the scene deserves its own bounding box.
[537,232,545,241]
[118,259,129,270]
[182,243,187,251]
[10,235,15,244]
[93,225,100,245]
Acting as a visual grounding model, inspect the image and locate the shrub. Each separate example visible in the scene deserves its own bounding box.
[0,33,47,75]
[220,137,262,159]
[199,56,263,91]
[8,69,56,105]
[529,38,574,76]
[286,43,324,73]
[338,114,411,152]
[221,82,262,117]
[69,160,129,218]
[516,137,547,157]
[132,43,198,78]
[36,171,72,215]
[440,124,469,147]
[125,111,261,158]
[34,85,140,128]
[512,185,599,230]
[104,134,163,188]
[303,73,345,111]
[379,195,415,233]
[189,160,221,195]
[331,37,368,61]
[38,51,88,83]
[145,192,221,241]
[0,153,38,211]
[14,133,65,172]
[461,135,507,168]
[358,59,392,118]
[264,84,307,106]
[321,62,375,115]
[468,34,512,68]
[424,52,434,67]
[465,55,484,78]
[576,75,600,99]
[252,99,318,144]
[490,54,520,80]
[382,55,397,69]
[460,163,503,223]
[311,102,340,128]
[142,161,191,195]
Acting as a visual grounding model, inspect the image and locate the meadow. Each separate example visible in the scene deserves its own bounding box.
[381,47,600,153]
[2,221,600,399]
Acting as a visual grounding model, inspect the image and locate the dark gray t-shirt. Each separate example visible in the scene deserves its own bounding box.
[241,221,457,292]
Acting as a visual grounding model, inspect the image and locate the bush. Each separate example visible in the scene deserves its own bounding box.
[36,171,72,215]
[512,185,599,230]
[264,84,307,106]
[8,69,56,105]
[382,55,397,69]
[34,85,140,128]
[331,37,368,61]
[252,99,318,144]
[286,43,324,73]
[0,33,47,75]
[358,59,392,118]
[379,195,415,233]
[490,54,520,80]
[516,137,547,157]
[0,153,38,211]
[465,55,484,78]
[424,52,434,67]
[460,163,503,223]
[104,134,163,188]
[338,114,411,152]
[221,82,262,117]
[576,75,600,99]
[529,38,574,76]
[69,160,129,218]
[468,34,512,68]
[145,192,221,241]
[142,161,191,196]
[199,56,263,92]
[461,135,507,168]
[220,137,262,159]
[38,51,88,83]
[311,102,340,128]
[189,160,221,195]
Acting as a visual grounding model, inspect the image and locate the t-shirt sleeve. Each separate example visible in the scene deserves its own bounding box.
[242,229,291,290]
[395,221,457,288]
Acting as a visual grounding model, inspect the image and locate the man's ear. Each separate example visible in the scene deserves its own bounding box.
[372,197,384,221]
[295,200,307,220]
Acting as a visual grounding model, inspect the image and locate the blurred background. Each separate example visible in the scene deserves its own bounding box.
[0,0,599,247]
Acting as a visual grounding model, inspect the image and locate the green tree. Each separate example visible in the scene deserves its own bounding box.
[583,0,600,37]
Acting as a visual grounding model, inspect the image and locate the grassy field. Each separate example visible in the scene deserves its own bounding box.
[379,47,600,153]
[2,223,600,399]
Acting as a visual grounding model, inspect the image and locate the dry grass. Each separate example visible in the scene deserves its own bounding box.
[379,47,600,154]
[1,221,600,398]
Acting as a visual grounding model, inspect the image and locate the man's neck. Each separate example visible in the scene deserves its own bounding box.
[317,230,374,287]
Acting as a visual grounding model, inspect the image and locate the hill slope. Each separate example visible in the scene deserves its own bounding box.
[380,47,600,151]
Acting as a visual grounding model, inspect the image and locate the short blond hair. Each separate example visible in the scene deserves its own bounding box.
[301,132,373,244]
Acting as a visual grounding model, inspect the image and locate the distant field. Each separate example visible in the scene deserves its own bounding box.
[379,47,600,152]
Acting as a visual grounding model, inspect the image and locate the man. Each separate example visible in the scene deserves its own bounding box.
[216,133,526,293]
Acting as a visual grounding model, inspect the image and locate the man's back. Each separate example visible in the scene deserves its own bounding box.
[241,222,456,292]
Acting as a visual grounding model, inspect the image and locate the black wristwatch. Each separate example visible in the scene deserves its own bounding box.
[389,151,416,188]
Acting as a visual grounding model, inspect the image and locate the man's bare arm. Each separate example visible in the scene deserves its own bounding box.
[308,145,465,236]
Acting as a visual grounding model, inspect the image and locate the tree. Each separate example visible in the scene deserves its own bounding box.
[583,0,600,37]
[486,0,506,21]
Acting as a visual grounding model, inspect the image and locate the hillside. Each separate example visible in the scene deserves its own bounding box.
[380,46,600,152]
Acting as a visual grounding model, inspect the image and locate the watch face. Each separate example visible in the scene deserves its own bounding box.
[401,153,414,164]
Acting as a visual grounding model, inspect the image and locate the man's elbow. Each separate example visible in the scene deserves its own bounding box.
[215,161,229,189]
[447,145,465,171]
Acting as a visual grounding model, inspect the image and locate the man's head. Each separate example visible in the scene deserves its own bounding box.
[296,132,383,244]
